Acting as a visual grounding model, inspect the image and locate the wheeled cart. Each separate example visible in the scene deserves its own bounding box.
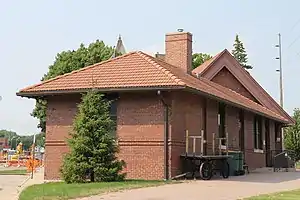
[175,130,232,180]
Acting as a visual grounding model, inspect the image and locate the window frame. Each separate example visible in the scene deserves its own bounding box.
[105,93,119,137]
[253,115,263,150]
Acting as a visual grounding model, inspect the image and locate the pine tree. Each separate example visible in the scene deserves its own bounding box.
[61,90,125,183]
[232,34,252,69]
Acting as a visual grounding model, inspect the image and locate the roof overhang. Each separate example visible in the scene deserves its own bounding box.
[17,84,290,125]
[184,87,290,124]
[16,86,185,98]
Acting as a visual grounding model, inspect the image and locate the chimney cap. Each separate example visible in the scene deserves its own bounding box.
[177,28,184,32]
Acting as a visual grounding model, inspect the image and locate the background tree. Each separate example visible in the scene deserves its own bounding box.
[232,34,252,70]
[0,130,45,150]
[284,108,300,161]
[61,90,125,183]
[0,129,17,149]
[0,129,17,140]
[31,41,116,133]
[192,53,212,69]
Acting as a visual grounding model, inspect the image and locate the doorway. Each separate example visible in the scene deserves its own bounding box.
[265,119,272,167]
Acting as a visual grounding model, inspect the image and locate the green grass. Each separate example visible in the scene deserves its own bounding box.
[244,189,300,200]
[19,180,177,200]
[0,169,28,175]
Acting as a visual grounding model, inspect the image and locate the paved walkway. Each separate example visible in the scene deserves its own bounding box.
[80,171,300,200]
[0,167,44,200]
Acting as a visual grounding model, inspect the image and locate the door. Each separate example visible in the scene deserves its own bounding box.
[275,123,282,151]
[239,110,245,152]
[265,119,272,167]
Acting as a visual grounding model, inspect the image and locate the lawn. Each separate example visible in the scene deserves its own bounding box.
[245,189,300,200]
[19,180,176,200]
[0,169,28,175]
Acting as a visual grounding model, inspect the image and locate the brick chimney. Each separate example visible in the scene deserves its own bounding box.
[165,31,193,73]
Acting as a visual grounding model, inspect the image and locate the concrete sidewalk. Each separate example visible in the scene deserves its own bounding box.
[79,171,300,200]
[0,167,44,200]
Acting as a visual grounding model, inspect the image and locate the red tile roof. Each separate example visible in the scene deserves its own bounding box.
[17,51,289,123]
[18,52,185,93]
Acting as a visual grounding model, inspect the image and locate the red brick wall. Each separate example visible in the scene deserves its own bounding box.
[206,99,218,155]
[117,92,165,180]
[211,67,258,103]
[45,92,166,181]
[0,138,8,148]
[44,91,281,181]
[169,91,205,177]
[244,111,266,169]
[44,94,80,180]
[165,32,192,73]
[226,105,240,151]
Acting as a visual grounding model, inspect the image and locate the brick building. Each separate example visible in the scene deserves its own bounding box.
[0,137,9,149]
[17,31,293,181]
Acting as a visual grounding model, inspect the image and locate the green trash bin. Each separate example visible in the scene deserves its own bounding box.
[227,151,244,176]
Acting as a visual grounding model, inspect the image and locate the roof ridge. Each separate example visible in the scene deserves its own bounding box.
[135,51,186,86]
[199,77,287,121]
[225,52,294,123]
[19,51,137,92]
[192,49,227,74]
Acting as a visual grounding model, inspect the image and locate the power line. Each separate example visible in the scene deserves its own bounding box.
[284,16,300,49]
[287,33,300,49]
[289,17,300,32]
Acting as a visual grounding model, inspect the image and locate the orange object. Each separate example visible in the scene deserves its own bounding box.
[25,158,40,172]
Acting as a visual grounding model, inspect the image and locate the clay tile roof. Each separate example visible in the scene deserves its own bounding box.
[192,49,227,75]
[18,51,186,94]
[17,51,289,123]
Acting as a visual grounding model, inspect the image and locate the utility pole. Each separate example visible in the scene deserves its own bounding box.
[276,33,284,107]
[31,133,36,179]
[275,33,284,150]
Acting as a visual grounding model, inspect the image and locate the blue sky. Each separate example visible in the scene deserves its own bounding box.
[0,0,300,135]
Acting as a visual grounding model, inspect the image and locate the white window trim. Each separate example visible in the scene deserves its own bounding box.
[254,149,264,154]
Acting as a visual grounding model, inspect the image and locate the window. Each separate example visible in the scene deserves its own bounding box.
[254,115,263,150]
[218,102,226,145]
[275,123,281,142]
[105,93,118,137]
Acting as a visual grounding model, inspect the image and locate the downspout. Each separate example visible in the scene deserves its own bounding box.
[157,90,169,181]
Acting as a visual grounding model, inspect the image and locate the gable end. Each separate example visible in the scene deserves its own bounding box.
[211,67,260,103]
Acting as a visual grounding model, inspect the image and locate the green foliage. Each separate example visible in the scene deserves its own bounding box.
[0,129,18,148]
[0,130,45,150]
[31,41,116,132]
[192,53,212,69]
[31,99,46,133]
[61,90,125,183]
[0,129,17,139]
[232,34,252,70]
[35,132,46,148]
[284,108,300,161]
[19,132,45,150]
